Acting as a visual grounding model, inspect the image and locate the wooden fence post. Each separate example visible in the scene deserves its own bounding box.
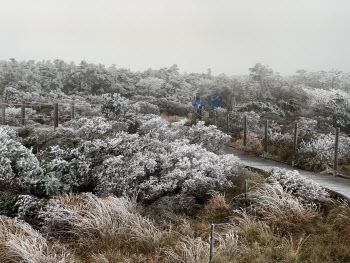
[21,101,26,126]
[213,110,216,126]
[226,103,230,133]
[71,99,75,120]
[292,123,298,167]
[333,128,340,176]
[54,103,59,129]
[1,99,6,125]
[264,120,268,157]
[192,107,196,126]
[243,116,247,146]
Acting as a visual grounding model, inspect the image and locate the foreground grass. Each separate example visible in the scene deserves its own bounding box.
[0,167,349,263]
[0,191,349,263]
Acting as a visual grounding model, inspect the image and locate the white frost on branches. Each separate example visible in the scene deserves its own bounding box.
[138,116,230,153]
[267,168,330,204]
[0,126,42,186]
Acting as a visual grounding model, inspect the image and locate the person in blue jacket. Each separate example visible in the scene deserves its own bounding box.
[192,95,205,120]
[211,92,221,110]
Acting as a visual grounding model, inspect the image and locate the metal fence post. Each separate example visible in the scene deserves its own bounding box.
[243,116,247,146]
[292,123,298,167]
[21,101,25,126]
[54,103,59,129]
[1,99,6,125]
[209,224,215,263]
[244,180,247,199]
[71,99,75,120]
[264,120,268,157]
[333,128,340,176]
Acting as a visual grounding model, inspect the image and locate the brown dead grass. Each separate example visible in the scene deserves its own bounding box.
[1,193,350,262]
[160,113,191,124]
[201,194,231,223]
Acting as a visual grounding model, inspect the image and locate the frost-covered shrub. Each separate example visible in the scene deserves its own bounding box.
[299,133,350,169]
[269,132,293,147]
[154,98,191,117]
[15,195,48,224]
[135,101,160,115]
[41,146,91,194]
[228,111,261,138]
[102,93,138,119]
[0,126,42,187]
[138,117,230,153]
[241,101,285,117]
[267,168,330,204]
[68,117,113,139]
[98,138,242,202]
[211,107,228,129]
[297,117,318,136]
[187,121,231,153]
[35,127,79,151]
[41,132,243,202]
[302,87,350,131]
[3,86,76,104]
[302,87,350,108]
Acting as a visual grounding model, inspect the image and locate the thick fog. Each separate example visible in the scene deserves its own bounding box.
[0,0,349,74]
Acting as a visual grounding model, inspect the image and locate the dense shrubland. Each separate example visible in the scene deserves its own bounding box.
[1,59,350,262]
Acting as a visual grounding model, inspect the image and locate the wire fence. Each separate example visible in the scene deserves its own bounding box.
[190,97,350,177]
[2,97,349,176]
[0,99,103,128]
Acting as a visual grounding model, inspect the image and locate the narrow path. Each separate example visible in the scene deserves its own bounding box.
[224,146,350,200]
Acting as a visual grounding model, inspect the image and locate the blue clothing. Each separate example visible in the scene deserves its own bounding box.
[192,99,204,110]
[210,92,221,110]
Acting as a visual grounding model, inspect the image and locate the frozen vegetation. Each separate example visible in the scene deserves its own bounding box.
[1,60,350,262]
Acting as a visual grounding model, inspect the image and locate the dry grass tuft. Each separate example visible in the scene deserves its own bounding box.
[202,194,230,223]
[160,113,190,124]
[40,193,169,259]
[0,216,74,263]
[248,183,319,232]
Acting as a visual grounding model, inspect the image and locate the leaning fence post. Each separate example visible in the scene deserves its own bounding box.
[243,116,247,146]
[264,120,268,157]
[209,224,215,263]
[21,101,26,126]
[1,98,6,125]
[54,103,59,129]
[292,123,298,167]
[333,128,340,176]
[71,98,75,120]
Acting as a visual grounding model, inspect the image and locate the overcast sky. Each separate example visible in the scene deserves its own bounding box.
[0,0,349,75]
